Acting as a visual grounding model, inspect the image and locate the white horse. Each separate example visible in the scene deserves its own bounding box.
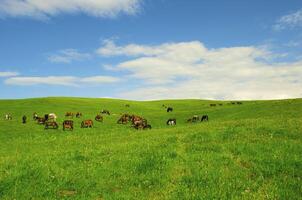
[167,119,176,126]
[5,114,12,120]
[48,113,57,121]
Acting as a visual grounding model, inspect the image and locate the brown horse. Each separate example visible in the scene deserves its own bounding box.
[65,112,74,118]
[45,121,59,129]
[117,114,132,124]
[133,118,151,130]
[63,120,73,131]
[36,117,46,124]
[131,115,143,125]
[76,112,82,118]
[95,114,103,122]
[81,119,93,128]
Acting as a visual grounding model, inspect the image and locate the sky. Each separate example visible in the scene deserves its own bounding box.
[0,0,302,100]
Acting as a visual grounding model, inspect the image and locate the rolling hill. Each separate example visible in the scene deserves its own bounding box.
[0,97,301,199]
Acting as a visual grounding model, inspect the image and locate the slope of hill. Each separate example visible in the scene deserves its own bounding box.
[0,98,301,199]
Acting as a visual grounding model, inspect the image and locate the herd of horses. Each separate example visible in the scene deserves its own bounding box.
[3,102,243,131]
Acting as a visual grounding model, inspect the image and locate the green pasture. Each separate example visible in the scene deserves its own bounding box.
[0,97,301,199]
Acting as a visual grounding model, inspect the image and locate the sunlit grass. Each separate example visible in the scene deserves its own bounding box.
[0,98,301,199]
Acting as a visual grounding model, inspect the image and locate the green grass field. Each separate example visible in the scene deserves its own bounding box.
[0,97,301,199]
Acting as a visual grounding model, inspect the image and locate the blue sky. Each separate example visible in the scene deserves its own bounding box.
[0,0,302,100]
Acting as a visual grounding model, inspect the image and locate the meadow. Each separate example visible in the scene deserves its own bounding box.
[0,97,301,199]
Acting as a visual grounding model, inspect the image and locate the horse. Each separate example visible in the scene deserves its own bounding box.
[167,107,173,112]
[187,115,199,123]
[201,115,209,122]
[133,118,151,130]
[131,115,143,125]
[101,110,110,115]
[33,112,38,120]
[63,120,73,131]
[45,121,59,129]
[192,115,199,122]
[95,114,103,122]
[117,114,132,124]
[48,113,57,121]
[65,112,74,118]
[81,120,93,128]
[22,115,27,124]
[76,112,82,118]
[210,104,216,107]
[36,117,46,125]
[167,118,176,126]
[5,114,12,120]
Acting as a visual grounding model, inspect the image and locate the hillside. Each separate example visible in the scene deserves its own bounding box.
[0,97,301,199]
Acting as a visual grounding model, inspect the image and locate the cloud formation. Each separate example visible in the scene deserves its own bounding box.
[48,49,91,63]
[98,40,302,100]
[273,9,302,31]
[5,75,120,86]
[0,71,19,77]
[0,0,141,19]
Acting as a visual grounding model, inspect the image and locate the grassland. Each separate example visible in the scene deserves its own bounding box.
[0,97,301,199]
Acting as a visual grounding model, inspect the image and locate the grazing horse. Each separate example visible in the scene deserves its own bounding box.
[5,114,12,120]
[117,114,132,124]
[167,107,173,112]
[167,118,176,126]
[237,102,242,105]
[210,104,216,107]
[63,120,73,131]
[95,114,103,122]
[192,115,199,122]
[133,118,151,130]
[201,115,209,122]
[48,113,57,121]
[81,120,93,128]
[33,112,38,120]
[65,112,74,118]
[187,115,199,123]
[76,112,82,118]
[22,115,27,124]
[101,110,110,115]
[36,117,46,125]
[45,121,58,129]
[131,115,143,125]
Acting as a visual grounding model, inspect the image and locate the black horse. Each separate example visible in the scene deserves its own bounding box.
[167,107,173,112]
[201,115,209,122]
[22,115,27,124]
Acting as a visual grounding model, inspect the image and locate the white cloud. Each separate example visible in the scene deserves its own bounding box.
[0,71,19,77]
[98,40,302,100]
[80,76,120,84]
[273,9,302,31]
[0,0,141,19]
[5,75,120,86]
[48,49,92,63]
